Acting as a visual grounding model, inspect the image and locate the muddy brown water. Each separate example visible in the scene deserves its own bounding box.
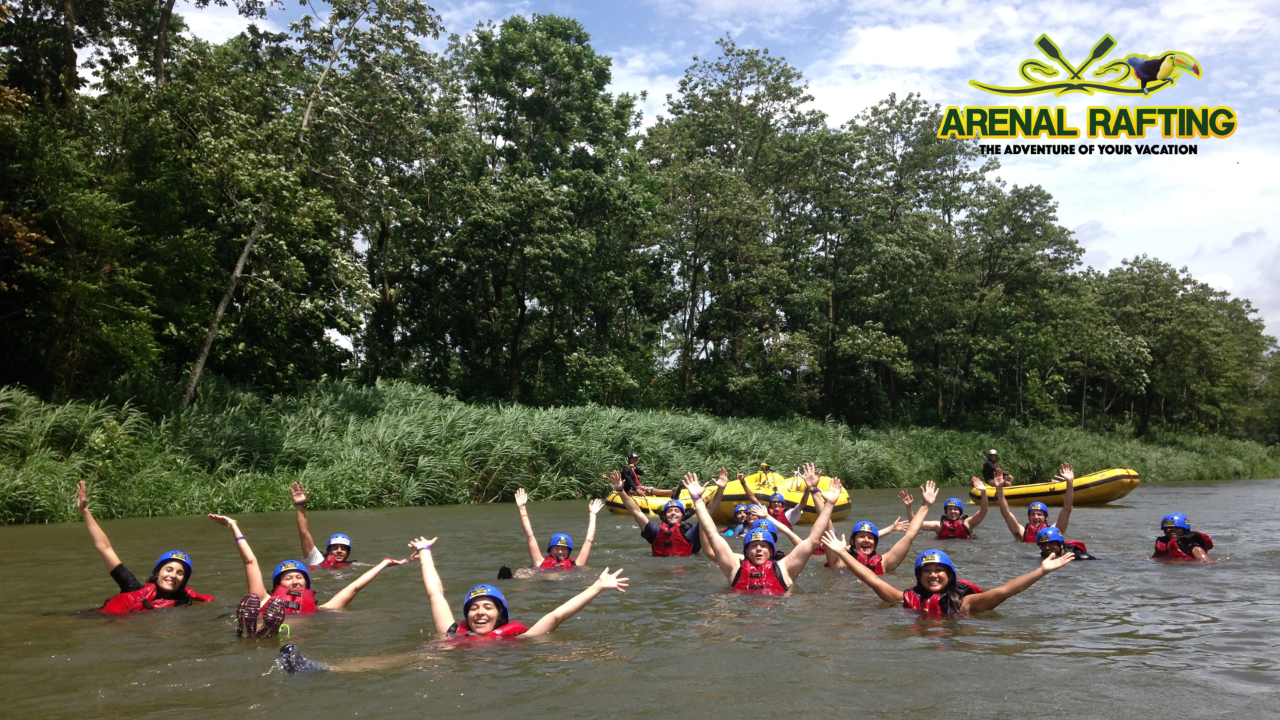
[2,479,1278,719]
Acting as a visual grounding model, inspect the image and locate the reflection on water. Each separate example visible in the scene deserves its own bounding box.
[2,479,1279,719]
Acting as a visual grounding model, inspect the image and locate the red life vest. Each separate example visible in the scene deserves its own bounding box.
[313,555,351,570]
[539,556,577,570]
[653,522,694,557]
[1065,539,1088,554]
[901,579,984,615]
[1153,532,1213,560]
[937,517,970,540]
[101,584,214,614]
[450,620,530,640]
[270,585,319,614]
[731,559,789,595]
[1022,521,1049,543]
[768,507,792,528]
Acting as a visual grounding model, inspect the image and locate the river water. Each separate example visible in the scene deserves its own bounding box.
[2,479,1278,719]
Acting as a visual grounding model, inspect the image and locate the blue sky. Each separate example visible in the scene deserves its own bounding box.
[179,0,1280,335]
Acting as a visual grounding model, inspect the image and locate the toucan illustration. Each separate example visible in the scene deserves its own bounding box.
[1125,53,1201,95]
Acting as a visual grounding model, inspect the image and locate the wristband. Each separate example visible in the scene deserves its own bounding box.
[417,545,432,552]
[293,501,306,507]
[690,493,703,500]
[234,535,245,541]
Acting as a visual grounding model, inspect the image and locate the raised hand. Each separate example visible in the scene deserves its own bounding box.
[596,567,630,593]
[820,477,843,503]
[736,472,746,482]
[381,557,410,566]
[821,529,848,554]
[716,467,730,488]
[605,470,625,492]
[971,477,986,490]
[289,481,309,505]
[1040,552,1076,572]
[76,480,89,512]
[992,470,1009,489]
[886,516,908,533]
[802,462,820,489]
[1059,462,1075,482]
[514,488,529,508]
[921,480,939,505]
[681,472,704,497]
[588,498,604,515]
[408,536,437,551]
[207,513,233,526]
[898,489,914,508]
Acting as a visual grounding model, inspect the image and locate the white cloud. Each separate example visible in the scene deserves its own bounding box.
[177,0,275,43]
[607,47,683,126]
[1202,272,1235,291]
[836,24,979,69]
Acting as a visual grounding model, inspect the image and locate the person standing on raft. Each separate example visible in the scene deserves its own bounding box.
[1152,513,1212,562]
[289,481,353,569]
[77,481,214,613]
[608,470,702,556]
[207,514,404,638]
[907,478,990,540]
[830,481,940,575]
[620,452,673,497]
[994,463,1075,542]
[514,488,602,570]
[822,531,1075,614]
[685,471,841,595]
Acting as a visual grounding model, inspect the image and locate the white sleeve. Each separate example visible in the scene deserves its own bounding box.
[784,503,804,525]
[303,546,326,566]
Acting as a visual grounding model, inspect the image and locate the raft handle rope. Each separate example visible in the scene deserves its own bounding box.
[278,623,291,641]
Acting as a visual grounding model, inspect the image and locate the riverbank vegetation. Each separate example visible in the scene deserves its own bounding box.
[3,381,1277,524]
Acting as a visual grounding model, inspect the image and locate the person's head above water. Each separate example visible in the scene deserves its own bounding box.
[660,500,684,525]
[326,534,352,561]
[733,504,749,524]
[742,527,776,566]
[149,550,192,592]
[547,533,574,560]
[914,549,958,594]
[943,497,965,520]
[850,521,880,554]
[1161,513,1191,538]
[768,493,786,510]
[1028,502,1050,524]
[1035,526,1065,557]
[272,560,312,590]
[462,584,510,634]
[746,504,768,521]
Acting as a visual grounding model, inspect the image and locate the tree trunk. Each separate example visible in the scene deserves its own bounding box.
[181,214,265,406]
[61,0,76,103]
[153,0,178,87]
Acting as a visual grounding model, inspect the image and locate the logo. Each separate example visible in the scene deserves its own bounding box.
[553,536,570,546]
[971,34,1202,97]
[856,523,874,534]
[279,561,300,571]
[919,553,942,564]
[161,551,189,564]
[467,586,492,600]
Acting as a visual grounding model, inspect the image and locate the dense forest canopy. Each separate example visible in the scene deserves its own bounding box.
[2,1,1277,442]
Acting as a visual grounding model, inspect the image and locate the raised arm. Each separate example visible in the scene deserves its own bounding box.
[321,557,404,610]
[685,473,740,581]
[608,471,652,530]
[1054,463,1074,534]
[77,481,123,571]
[964,477,989,531]
[994,473,1024,540]
[514,489,544,566]
[289,482,319,560]
[525,568,629,638]
[410,537,455,634]
[882,481,938,571]
[703,468,731,519]
[208,514,268,599]
[791,462,821,529]
[823,530,904,603]
[781,478,842,578]
[962,552,1075,613]
[575,499,603,566]
[741,478,762,508]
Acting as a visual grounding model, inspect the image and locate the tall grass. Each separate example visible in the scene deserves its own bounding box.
[2,381,1277,524]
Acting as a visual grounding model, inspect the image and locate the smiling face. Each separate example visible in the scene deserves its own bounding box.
[1028,509,1049,524]
[278,570,308,590]
[944,505,963,521]
[465,599,501,635]
[1166,526,1188,538]
[769,500,785,511]
[734,509,748,524]
[918,563,952,593]
[663,506,684,525]
[327,545,350,562]
[853,531,878,554]
[744,540,773,566]
[549,545,571,560]
[154,561,187,592]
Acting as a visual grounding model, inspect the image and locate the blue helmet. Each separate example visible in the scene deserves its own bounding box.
[1028,502,1049,518]
[944,498,964,512]
[1035,526,1065,545]
[1161,513,1191,532]
[743,527,776,553]
[326,533,352,550]
[547,533,574,552]
[914,549,958,586]
[733,504,748,515]
[661,500,685,517]
[850,521,880,541]
[152,550,192,581]
[768,493,786,504]
[747,519,779,539]
[272,560,311,588]
[462,584,509,627]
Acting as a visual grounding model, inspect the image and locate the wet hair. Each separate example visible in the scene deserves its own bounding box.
[910,572,970,614]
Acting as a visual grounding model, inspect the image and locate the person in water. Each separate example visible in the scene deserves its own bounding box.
[982,449,1014,484]
[207,514,403,638]
[829,481,940,575]
[721,504,752,537]
[278,536,631,674]
[685,471,841,595]
[1035,527,1094,561]
[620,451,673,497]
[514,488,602,570]
[1152,513,1212,562]
[994,463,1075,542]
[741,464,810,529]
[289,481,352,569]
[907,477,989,540]
[77,481,214,613]
[608,470,701,556]
[822,531,1076,615]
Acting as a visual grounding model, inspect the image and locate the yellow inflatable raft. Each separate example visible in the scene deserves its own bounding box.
[968,467,1139,506]
[605,469,851,525]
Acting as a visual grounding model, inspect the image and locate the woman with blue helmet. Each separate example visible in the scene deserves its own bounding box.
[822,531,1076,615]
[909,477,989,540]
[207,513,404,638]
[607,469,702,556]
[722,503,751,537]
[78,481,215,613]
[289,481,353,569]
[831,481,939,575]
[1153,513,1213,562]
[1035,526,1093,561]
[994,463,1075,542]
[741,464,811,529]
[514,488,602,570]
